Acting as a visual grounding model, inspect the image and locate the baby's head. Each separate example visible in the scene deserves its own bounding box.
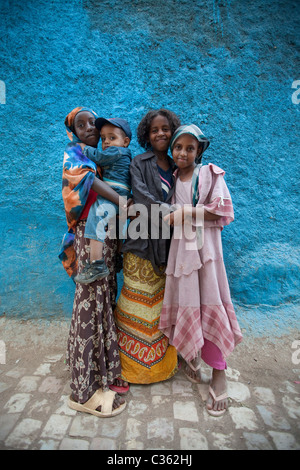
[96,117,131,150]
[170,124,210,164]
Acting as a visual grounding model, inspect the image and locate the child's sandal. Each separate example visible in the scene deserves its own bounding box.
[183,360,201,384]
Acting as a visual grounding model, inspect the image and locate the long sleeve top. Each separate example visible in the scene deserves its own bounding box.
[122,150,176,272]
[83,145,132,197]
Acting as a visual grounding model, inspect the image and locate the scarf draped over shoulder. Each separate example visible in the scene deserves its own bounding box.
[59,107,99,278]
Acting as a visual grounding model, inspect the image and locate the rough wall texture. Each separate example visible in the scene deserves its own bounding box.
[0,0,299,334]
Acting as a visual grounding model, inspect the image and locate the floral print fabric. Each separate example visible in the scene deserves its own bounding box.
[66,220,121,403]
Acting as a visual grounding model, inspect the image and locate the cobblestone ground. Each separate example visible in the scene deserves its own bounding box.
[0,319,299,451]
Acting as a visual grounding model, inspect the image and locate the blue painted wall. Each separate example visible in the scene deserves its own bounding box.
[0,0,299,334]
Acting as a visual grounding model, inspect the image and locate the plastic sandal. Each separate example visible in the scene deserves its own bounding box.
[68,389,126,418]
[206,386,228,417]
[183,360,201,384]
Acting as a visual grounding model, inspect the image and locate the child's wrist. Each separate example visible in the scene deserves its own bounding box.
[183,206,193,217]
[119,197,127,210]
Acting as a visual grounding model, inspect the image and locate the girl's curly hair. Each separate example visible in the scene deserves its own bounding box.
[137,108,181,150]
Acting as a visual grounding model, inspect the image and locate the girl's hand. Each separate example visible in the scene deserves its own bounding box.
[119,198,134,218]
[126,198,133,209]
[77,143,86,150]
[164,207,183,226]
[127,201,140,221]
[119,197,129,212]
[164,206,194,226]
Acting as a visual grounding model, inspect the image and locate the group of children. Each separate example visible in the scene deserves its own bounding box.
[63,107,242,417]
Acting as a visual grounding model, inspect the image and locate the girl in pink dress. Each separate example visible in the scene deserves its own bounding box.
[159,124,243,416]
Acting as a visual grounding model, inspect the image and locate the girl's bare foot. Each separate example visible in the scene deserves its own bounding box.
[109,377,130,394]
[114,378,129,388]
[107,393,125,411]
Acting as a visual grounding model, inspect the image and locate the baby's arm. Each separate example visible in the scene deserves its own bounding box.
[81,144,120,166]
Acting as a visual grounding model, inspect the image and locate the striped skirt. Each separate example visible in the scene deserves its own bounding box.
[114,252,178,384]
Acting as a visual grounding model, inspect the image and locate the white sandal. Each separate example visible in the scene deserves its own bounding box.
[68,389,126,418]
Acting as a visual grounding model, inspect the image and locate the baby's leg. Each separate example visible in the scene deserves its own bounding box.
[89,239,104,263]
[74,198,113,284]
[74,239,109,283]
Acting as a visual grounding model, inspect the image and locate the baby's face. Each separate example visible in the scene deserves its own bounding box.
[100,124,130,150]
[74,111,100,147]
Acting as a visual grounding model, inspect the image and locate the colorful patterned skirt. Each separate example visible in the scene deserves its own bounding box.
[114,252,178,384]
[66,220,121,404]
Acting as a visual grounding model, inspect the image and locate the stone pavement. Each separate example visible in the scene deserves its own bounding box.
[0,318,299,451]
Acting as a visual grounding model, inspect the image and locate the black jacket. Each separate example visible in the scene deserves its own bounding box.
[122,150,176,273]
